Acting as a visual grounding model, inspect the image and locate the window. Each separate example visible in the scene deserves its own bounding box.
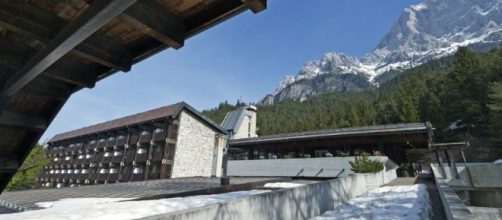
[150,165,160,174]
[104,152,112,157]
[49,170,55,174]
[108,137,115,141]
[73,169,80,174]
[154,128,164,133]
[67,169,72,173]
[78,155,85,159]
[153,144,163,153]
[137,147,147,154]
[56,183,63,188]
[122,166,131,174]
[54,157,59,162]
[133,166,144,174]
[65,156,71,161]
[141,130,150,135]
[61,170,66,174]
[99,168,109,174]
[81,168,89,174]
[109,167,118,174]
[85,153,93,159]
[118,135,125,140]
[113,150,123,156]
[90,140,97,144]
[99,138,106,143]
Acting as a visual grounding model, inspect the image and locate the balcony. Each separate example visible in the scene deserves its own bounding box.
[129,134,139,145]
[153,128,166,142]
[116,135,127,147]
[150,143,164,162]
[164,143,176,160]
[147,163,161,180]
[101,151,113,164]
[130,166,145,181]
[118,166,131,182]
[135,146,148,162]
[124,147,136,163]
[97,138,107,149]
[139,130,152,144]
[111,149,124,163]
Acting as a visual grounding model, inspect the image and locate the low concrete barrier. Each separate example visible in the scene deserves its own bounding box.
[434,178,476,220]
[227,156,393,178]
[140,171,395,220]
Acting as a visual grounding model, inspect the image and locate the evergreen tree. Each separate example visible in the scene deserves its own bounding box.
[6,145,49,191]
[488,82,502,148]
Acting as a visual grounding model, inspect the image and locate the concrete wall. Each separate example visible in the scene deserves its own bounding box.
[435,178,476,220]
[470,190,502,208]
[431,163,502,188]
[468,207,502,220]
[171,110,222,178]
[228,156,395,179]
[232,109,257,139]
[140,171,394,220]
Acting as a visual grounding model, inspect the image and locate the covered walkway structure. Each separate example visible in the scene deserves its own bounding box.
[0,0,267,192]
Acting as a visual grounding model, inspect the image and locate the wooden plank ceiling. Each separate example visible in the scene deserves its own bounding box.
[0,0,266,192]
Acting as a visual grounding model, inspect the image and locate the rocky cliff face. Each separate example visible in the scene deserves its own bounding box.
[260,0,502,105]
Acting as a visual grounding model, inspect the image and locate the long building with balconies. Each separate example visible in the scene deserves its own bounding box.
[37,102,227,188]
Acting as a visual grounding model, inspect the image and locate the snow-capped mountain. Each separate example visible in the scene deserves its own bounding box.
[260,0,502,105]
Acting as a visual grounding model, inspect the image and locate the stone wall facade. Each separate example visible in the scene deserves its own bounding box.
[171,110,222,178]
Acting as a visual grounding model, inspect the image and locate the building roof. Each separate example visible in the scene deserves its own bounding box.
[229,122,433,146]
[0,0,266,192]
[50,102,228,143]
[0,177,278,212]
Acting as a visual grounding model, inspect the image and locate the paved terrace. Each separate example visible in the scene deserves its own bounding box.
[0,177,281,212]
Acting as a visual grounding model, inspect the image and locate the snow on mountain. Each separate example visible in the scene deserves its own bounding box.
[260,0,502,105]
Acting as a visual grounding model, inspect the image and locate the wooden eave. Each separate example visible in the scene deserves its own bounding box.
[0,0,267,192]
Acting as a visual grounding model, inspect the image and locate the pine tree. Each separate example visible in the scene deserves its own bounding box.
[488,82,502,148]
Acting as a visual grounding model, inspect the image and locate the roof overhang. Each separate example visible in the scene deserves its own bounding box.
[0,0,266,192]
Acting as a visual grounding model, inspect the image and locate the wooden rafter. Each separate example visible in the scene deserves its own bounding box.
[122,0,185,49]
[0,0,133,72]
[1,0,137,97]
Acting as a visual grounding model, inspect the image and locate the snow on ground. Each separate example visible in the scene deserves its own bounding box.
[311,184,431,220]
[0,190,270,220]
[263,182,304,188]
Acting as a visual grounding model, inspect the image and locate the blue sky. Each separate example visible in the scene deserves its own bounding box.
[41,0,422,142]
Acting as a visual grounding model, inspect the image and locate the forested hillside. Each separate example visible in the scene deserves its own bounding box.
[203,47,502,160]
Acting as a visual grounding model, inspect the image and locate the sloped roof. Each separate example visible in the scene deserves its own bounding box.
[229,123,433,146]
[50,102,227,143]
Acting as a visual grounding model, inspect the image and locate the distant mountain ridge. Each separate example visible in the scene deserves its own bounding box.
[260,0,502,105]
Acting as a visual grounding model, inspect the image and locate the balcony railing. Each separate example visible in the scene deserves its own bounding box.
[116,135,127,146]
[153,129,166,142]
[139,131,151,143]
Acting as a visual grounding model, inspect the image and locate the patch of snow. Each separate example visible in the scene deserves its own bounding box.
[311,184,431,220]
[263,182,304,188]
[411,2,428,11]
[448,120,463,130]
[0,190,270,220]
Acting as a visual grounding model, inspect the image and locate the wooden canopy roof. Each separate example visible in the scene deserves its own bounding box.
[0,0,266,192]
[229,122,434,148]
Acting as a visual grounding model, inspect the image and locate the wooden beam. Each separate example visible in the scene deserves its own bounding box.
[0,157,19,172]
[0,111,47,131]
[1,0,137,96]
[242,0,267,13]
[123,0,185,49]
[21,83,70,101]
[0,1,133,72]
[45,60,96,88]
